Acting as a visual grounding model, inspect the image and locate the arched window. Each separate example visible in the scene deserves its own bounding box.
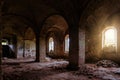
[65,34,69,53]
[102,27,117,52]
[49,37,54,52]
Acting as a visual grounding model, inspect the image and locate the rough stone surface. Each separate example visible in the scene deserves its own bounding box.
[74,64,120,80]
[2,58,120,80]
[96,60,119,68]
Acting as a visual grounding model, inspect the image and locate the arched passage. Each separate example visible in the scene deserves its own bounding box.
[2,14,36,59]
[39,14,69,62]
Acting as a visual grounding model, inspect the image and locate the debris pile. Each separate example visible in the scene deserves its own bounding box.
[96,60,119,68]
[75,65,96,76]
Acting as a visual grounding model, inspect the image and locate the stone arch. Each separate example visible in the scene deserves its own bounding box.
[3,14,36,30]
[2,13,35,58]
[39,14,68,62]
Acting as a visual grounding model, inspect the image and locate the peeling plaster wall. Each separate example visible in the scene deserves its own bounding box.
[17,39,36,58]
[17,37,24,58]
[25,40,36,58]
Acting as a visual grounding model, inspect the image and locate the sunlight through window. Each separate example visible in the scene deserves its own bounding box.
[1,39,8,45]
[49,37,54,52]
[2,42,7,45]
[102,27,117,52]
[104,29,116,47]
[65,34,69,53]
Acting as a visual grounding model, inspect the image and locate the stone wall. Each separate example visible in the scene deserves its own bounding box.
[85,29,102,63]
[25,40,36,58]
[17,37,24,58]
[85,25,120,64]
[82,0,120,64]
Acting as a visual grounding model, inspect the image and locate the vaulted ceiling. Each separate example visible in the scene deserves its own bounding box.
[2,0,90,34]
[2,0,120,36]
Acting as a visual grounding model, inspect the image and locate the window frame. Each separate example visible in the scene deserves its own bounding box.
[102,27,117,52]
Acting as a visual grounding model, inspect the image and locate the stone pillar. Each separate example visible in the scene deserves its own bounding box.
[40,36,46,62]
[79,29,85,65]
[117,27,120,56]
[35,34,40,62]
[55,35,64,57]
[68,23,79,69]
[0,28,3,80]
[23,39,25,57]
[0,0,3,79]
[58,35,64,56]
[59,39,64,56]
[68,22,85,70]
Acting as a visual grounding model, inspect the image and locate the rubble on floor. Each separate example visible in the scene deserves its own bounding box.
[75,64,120,80]
[2,58,120,80]
[96,60,119,68]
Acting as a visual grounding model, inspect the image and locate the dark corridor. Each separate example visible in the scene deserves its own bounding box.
[2,45,15,58]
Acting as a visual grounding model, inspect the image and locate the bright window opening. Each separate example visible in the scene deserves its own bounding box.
[49,37,54,52]
[1,39,8,45]
[102,27,117,52]
[65,34,69,53]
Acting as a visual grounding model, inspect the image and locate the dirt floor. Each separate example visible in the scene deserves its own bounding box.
[2,58,120,80]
